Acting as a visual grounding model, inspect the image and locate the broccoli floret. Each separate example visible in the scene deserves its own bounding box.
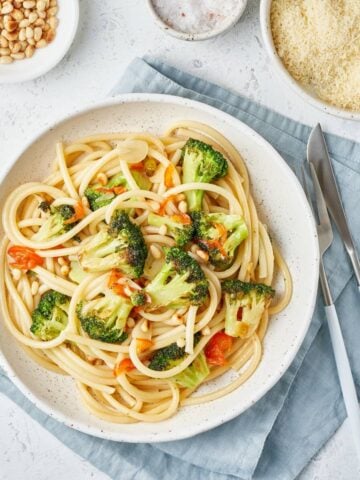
[85,171,151,211]
[76,291,132,343]
[222,280,275,338]
[191,212,248,270]
[78,211,147,278]
[38,201,50,212]
[33,204,77,241]
[130,290,147,306]
[30,290,70,341]
[147,212,194,247]
[181,138,228,211]
[173,351,210,389]
[145,247,208,309]
[148,332,201,371]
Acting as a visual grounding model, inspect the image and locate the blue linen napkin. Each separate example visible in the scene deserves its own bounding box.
[1,57,360,480]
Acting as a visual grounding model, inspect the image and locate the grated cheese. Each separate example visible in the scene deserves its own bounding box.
[270,0,360,112]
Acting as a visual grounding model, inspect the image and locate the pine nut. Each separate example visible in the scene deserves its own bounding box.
[178,200,188,213]
[176,338,185,348]
[11,9,24,21]
[24,9,30,18]
[45,27,54,42]
[140,320,149,333]
[50,0,57,6]
[201,326,211,336]
[5,19,18,33]
[10,42,21,53]
[197,249,209,262]
[11,51,25,59]
[149,201,160,212]
[11,268,21,280]
[48,15,56,29]
[1,3,14,15]
[159,225,167,236]
[27,37,35,45]
[33,26,42,41]
[38,10,45,19]
[28,11,38,23]
[0,36,8,47]
[123,286,132,297]
[19,19,30,28]
[34,18,44,26]
[24,44,34,57]
[42,22,48,31]
[18,28,25,40]
[96,172,107,185]
[36,0,46,11]
[176,193,186,201]
[31,281,39,296]
[2,29,18,41]
[81,196,89,209]
[127,317,135,328]
[25,26,33,38]
[0,47,10,55]
[13,1,22,8]
[0,55,13,63]
[47,6,57,16]
[150,244,162,259]
[23,0,36,8]
[60,265,69,276]
[57,256,66,266]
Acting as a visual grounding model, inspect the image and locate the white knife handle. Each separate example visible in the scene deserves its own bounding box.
[325,305,360,460]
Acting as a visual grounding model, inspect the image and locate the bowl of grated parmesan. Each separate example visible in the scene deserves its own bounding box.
[260,0,360,120]
[147,0,248,41]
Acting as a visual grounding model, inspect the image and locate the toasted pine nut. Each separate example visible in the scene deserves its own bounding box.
[11,268,21,281]
[18,28,26,40]
[127,317,135,328]
[159,225,167,236]
[60,265,69,276]
[5,19,18,33]
[123,286,132,297]
[45,27,54,42]
[33,26,42,41]
[178,200,187,213]
[38,284,50,295]
[13,1,22,9]
[31,281,39,296]
[25,26,34,38]
[2,29,18,41]
[36,0,46,11]
[34,18,44,26]
[176,337,185,348]
[23,0,36,8]
[176,193,186,201]
[38,10,46,19]
[11,9,24,21]
[47,6,57,16]
[140,320,149,333]
[81,196,89,209]
[19,19,30,28]
[10,42,21,53]
[48,15,57,29]
[96,172,107,185]
[0,36,9,48]
[28,37,35,45]
[35,38,46,47]
[1,3,14,15]
[29,12,38,23]
[149,200,160,212]
[25,44,34,57]
[0,47,10,55]
[24,9,30,18]
[11,52,25,60]
[50,0,57,6]
[0,55,13,63]
[197,249,209,262]
[57,256,66,266]
[150,244,162,259]
[201,326,211,336]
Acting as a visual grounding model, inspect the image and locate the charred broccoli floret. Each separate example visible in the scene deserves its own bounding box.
[33,204,77,241]
[30,290,70,341]
[78,211,147,278]
[181,138,228,211]
[147,212,194,247]
[85,171,151,211]
[145,247,208,309]
[130,290,147,306]
[76,291,132,343]
[148,332,201,371]
[222,280,275,338]
[191,212,248,270]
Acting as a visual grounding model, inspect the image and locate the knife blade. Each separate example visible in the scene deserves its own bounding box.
[307,123,360,289]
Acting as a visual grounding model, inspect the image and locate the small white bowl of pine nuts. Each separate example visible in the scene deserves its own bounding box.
[0,0,79,83]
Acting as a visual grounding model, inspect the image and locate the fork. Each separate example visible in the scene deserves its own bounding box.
[302,163,360,461]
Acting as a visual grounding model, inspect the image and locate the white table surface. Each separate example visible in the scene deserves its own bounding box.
[0,1,359,479]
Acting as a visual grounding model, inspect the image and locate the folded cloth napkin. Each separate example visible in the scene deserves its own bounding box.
[1,57,360,480]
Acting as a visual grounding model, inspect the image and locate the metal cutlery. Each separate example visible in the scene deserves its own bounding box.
[302,163,360,461]
[307,124,360,291]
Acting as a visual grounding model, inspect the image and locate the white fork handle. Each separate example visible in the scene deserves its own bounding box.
[325,304,360,460]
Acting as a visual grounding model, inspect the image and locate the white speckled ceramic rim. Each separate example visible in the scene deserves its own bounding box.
[0,0,79,84]
[146,0,248,41]
[260,0,360,121]
[0,94,319,442]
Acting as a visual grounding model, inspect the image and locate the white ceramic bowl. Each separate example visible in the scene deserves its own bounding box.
[0,0,79,84]
[0,94,319,442]
[147,0,248,41]
[260,0,360,121]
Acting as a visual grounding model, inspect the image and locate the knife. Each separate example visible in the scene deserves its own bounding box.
[307,124,360,290]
